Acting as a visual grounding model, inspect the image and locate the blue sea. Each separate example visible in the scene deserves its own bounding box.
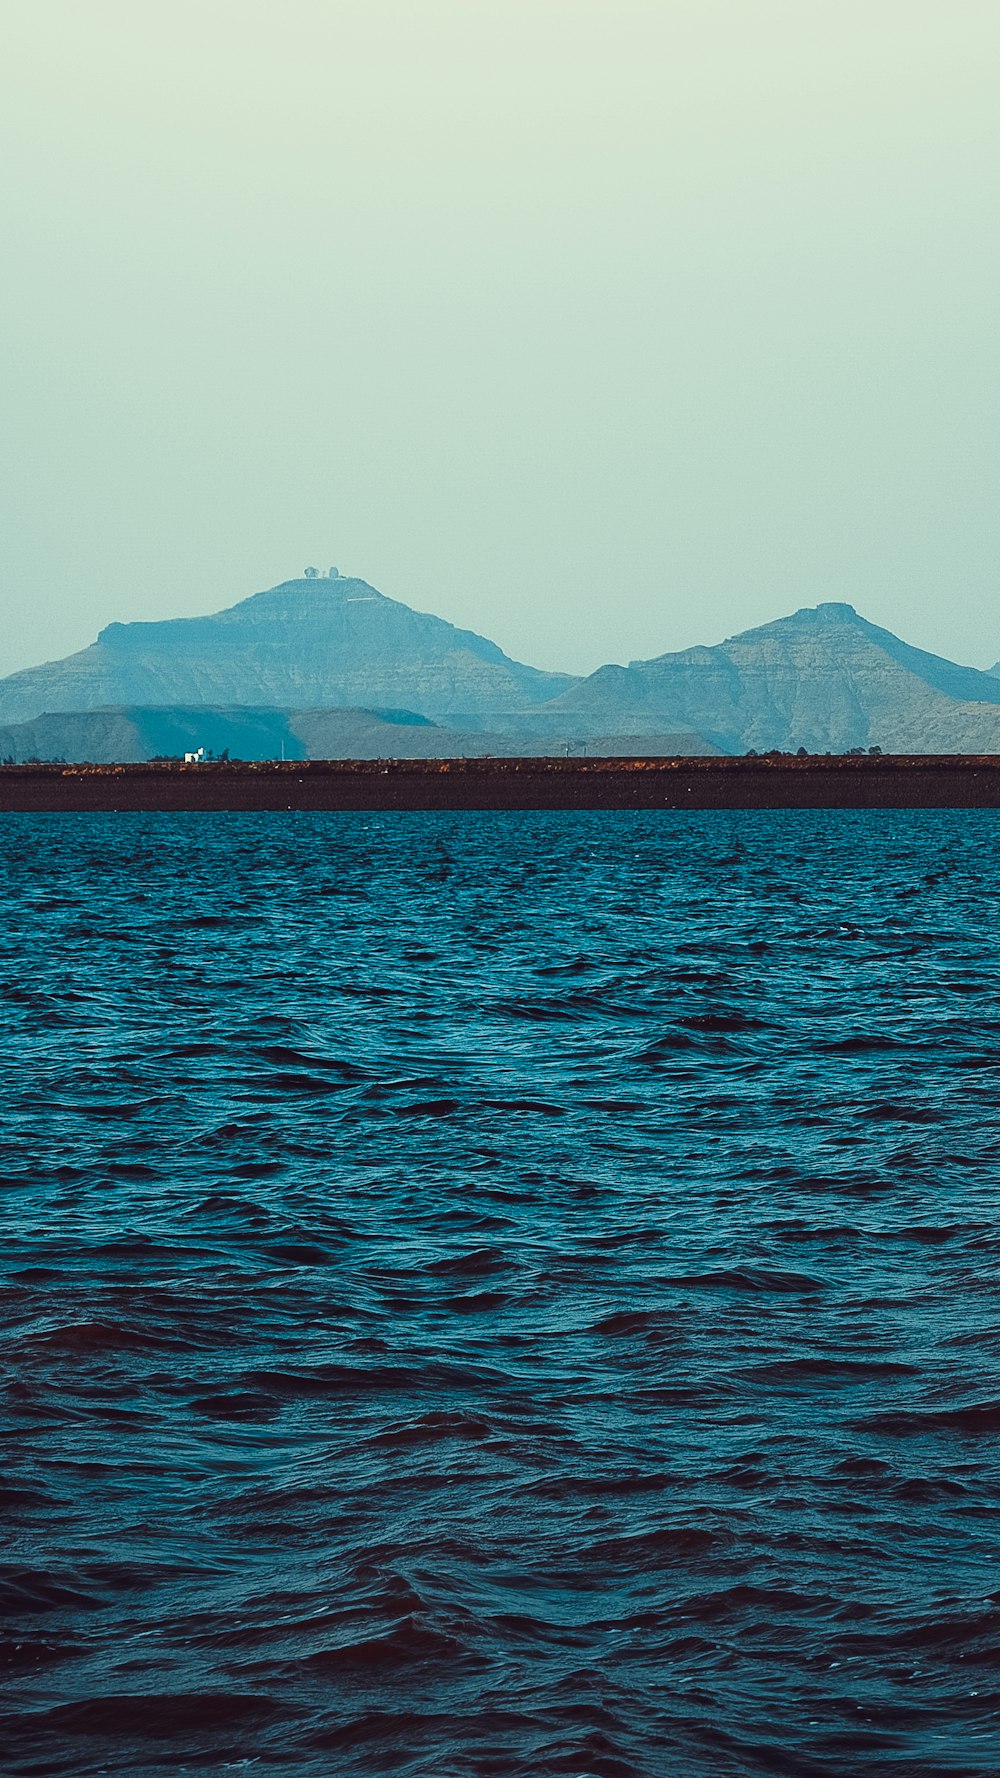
[3,811,1000,1777]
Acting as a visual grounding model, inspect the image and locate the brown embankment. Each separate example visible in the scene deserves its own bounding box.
[4,756,1000,811]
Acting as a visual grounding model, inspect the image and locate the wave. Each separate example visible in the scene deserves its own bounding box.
[5,808,1000,1775]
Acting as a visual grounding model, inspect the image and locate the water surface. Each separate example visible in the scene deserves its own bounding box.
[3,811,1000,1776]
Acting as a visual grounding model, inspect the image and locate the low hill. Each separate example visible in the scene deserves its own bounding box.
[0,706,722,764]
[0,706,463,764]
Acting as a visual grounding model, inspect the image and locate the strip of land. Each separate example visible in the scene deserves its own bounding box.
[4,756,1000,811]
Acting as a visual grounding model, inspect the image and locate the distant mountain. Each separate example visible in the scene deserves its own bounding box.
[4,582,1000,757]
[543,603,1000,754]
[0,706,720,764]
[0,575,577,729]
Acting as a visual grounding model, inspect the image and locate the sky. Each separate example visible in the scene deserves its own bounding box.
[2,0,998,679]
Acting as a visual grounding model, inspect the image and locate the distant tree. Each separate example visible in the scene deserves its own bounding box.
[304,566,319,578]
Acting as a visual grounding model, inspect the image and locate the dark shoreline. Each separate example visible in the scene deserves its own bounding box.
[5,755,1000,810]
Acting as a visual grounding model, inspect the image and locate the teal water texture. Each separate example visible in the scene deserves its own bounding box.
[2,810,1000,1777]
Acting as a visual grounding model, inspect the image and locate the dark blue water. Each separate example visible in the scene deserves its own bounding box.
[3,811,1000,1778]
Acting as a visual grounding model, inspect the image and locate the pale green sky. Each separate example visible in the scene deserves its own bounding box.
[2,1,998,678]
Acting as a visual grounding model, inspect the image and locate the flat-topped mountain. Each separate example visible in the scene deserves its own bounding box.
[544,603,1000,754]
[0,575,576,729]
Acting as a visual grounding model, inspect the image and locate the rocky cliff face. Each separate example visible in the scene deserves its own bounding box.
[0,578,577,728]
[543,603,1000,753]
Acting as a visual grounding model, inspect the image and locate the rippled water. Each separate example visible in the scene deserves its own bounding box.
[3,811,1000,1777]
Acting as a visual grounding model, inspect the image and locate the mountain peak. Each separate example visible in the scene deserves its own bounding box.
[734,600,864,643]
[811,600,868,628]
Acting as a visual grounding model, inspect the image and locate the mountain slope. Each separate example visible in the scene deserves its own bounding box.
[0,576,577,728]
[541,603,1000,753]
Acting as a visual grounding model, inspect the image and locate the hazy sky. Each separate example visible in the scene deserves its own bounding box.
[2,1,998,678]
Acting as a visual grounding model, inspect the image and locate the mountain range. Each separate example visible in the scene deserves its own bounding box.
[2,571,1000,759]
